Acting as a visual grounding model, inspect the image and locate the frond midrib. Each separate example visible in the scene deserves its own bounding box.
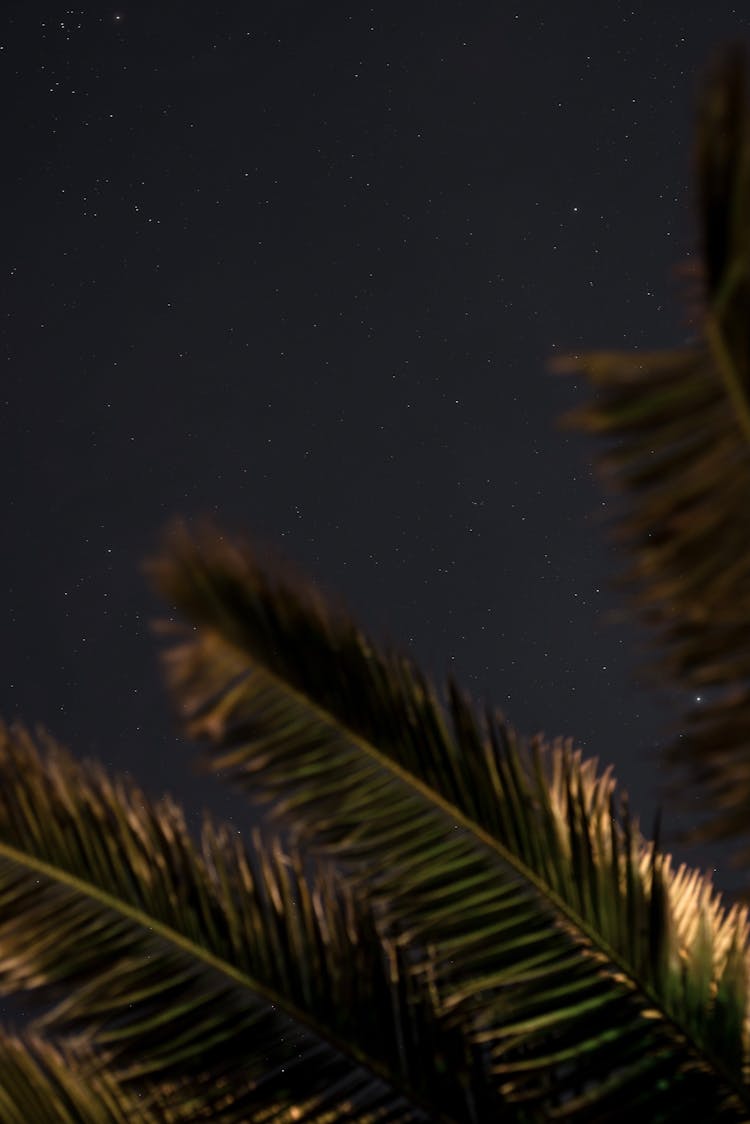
[705,311,750,443]
[0,837,456,1123]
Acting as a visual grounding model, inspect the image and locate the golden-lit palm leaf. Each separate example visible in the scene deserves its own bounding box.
[0,1027,387,1124]
[0,1027,181,1123]
[0,723,490,1124]
[151,520,750,1121]
[551,48,750,865]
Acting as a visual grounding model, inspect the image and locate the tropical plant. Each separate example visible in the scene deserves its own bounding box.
[0,1027,180,1123]
[553,46,750,873]
[2,46,750,1124]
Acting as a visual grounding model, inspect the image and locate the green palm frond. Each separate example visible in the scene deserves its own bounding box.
[151,519,750,1120]
[0,721,493,1123]
[550,47,750,866]
[0,1026,180,1122]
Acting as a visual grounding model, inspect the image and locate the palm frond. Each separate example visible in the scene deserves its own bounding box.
[0,1025,394,1124]
[151,519,750,1120]
[0,1026,180,1122]
[0,721,491,1123]
[550,47,750,867]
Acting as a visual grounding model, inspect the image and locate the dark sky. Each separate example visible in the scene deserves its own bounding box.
[2,3,748,889]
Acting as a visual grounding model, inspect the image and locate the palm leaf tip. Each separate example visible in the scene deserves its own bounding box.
[550,47,750,873]
[149,521,750,1119]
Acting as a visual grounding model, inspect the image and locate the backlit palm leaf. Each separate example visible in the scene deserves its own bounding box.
[0,722,491,1123]
[551,48,750,867]
[151,519,750,1120]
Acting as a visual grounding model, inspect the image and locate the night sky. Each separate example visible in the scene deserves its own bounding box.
[3,3,749,889]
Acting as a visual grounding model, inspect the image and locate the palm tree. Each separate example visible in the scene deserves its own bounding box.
[0,514,748,1122]
[2,47,750,1123]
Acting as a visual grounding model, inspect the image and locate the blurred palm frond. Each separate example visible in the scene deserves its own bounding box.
[148,518,750,1120]
[551,47,750,870]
